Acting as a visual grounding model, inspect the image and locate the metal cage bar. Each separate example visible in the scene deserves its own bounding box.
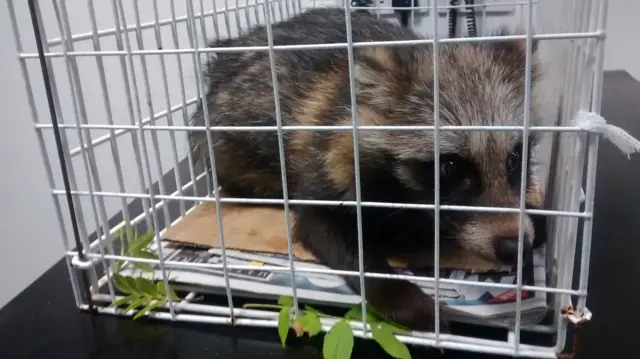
[51,0,117,300]
[431,0,442,342]
[513,1,535,353]
[12,0,613,357]
[262,0,302,316]
[185,0,237,321]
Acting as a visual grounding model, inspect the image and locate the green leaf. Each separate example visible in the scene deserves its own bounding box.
[155,281,180,301]
[345,306,365,321]
[323,319,354,359]
[132,262,155,272]
[128,226,137,247]
[134,249,160,260]
[123,276,138,293]
[112,274,135,294]
[345,304,409,334]
[120,226,133,252]
[371,323,412,359]
[118,227,126,256]
[123,297,149,313]
[134,277,159,297]
[133,299,166,320]
[113,260,124,273]
[122,226,136,251]
[130,250,158,272]
[345,305,378,323]
[128,231,156,254]
[278,296,294,307]
[108,294,138,308]
[380,321,410,335]
[168,286,180,301]
[367,304,411,334]
[304,305,326,315]
[301,311,322,337]
[278,307,291,348]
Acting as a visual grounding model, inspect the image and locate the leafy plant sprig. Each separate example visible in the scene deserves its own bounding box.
[107,226,183,320]
[106,228,413,357]
[245,296,413,359]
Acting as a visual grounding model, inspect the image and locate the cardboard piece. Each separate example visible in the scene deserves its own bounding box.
[164,205,493,271]
[163,203,315,260]
[161,181,543,271]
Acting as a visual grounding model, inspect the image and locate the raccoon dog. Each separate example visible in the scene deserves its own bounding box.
[189,8,548,332]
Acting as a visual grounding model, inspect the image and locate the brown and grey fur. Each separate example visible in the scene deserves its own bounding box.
[188,8,548,332]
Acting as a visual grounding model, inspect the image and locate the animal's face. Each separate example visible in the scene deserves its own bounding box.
[391,131,540,266]
[435,134,538,266]
[354,27,543,265]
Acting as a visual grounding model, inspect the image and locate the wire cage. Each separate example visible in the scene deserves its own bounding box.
[7,0,631,357]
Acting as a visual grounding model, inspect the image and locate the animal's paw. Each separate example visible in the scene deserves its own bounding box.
[366,279,451,334]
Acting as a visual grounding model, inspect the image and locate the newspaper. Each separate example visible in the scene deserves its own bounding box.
[117,240,549,327]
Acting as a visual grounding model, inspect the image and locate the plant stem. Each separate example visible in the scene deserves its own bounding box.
[313,312,345,320]
[243,304,286,310]
[243,304,347,321]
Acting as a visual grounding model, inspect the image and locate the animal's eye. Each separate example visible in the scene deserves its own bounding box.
[440,158,462,179]
[506,149,522,172]
[433,155,479,193]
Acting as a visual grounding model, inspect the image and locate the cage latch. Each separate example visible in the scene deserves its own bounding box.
[573,110,640,158]
[557,305,592,359]
[562,305,592,325]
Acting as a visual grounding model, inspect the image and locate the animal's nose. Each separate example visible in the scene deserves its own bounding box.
[493,236,532,265]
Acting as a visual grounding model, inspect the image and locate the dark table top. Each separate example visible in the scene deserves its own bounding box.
[2,70,640,359]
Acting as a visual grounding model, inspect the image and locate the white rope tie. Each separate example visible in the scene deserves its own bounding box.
[573,110,640,159]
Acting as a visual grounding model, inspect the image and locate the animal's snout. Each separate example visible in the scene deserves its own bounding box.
[493,235,532,265]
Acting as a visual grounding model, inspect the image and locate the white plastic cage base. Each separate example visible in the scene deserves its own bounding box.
[69,194,583,358]
[83,297,564,359]
[6,0,627,357]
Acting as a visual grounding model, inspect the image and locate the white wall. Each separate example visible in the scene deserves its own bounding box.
[0,0,636,309]
[603,1,640,81]
[0,4,66,308]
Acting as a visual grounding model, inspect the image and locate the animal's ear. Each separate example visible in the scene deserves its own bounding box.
[512,23,539,55]
[488,25,542,82]
[491,24,539,57]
